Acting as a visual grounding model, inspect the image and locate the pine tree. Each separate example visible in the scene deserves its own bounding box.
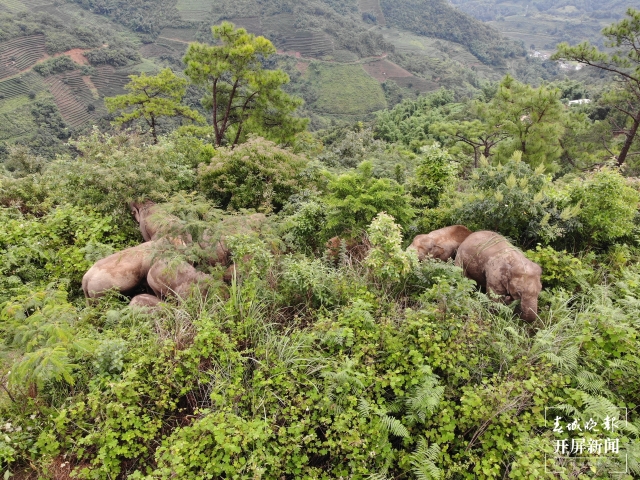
[183,22,307,147]
[553,8,640,166]
[105,68,204,144]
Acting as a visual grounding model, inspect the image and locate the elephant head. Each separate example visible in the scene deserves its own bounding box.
[507,260,543,322]
[409,225,472,261]
[130,201,158,241]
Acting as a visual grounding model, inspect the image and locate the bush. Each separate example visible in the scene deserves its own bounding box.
[524,244,593,290]
[85,47,140,66]
[33,55,79,76]
[324,161,415,239]
[567,167,640,246]
[44,129,197,233]
[450,152,579,247]
[198,137,308,213]
[408,143,458,209]
[0,205,127,299]
[365,212,417,284]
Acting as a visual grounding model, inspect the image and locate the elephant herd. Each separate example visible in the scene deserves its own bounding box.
[82,201,230,308]
[82,202,543,321]
[409,225,543,322]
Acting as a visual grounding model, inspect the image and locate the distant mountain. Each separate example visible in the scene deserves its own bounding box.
[452,0,640,51]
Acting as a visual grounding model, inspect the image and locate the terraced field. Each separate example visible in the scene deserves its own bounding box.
[0,0,27,12]
[44,71,101,128]
[160,28,197,43]
[156,38,189,55]
[227,17,263,35]
[19,0,53,7]
[90,66,131,98]
[175,0,210,22]
[358,0,385,26]
[34,4,74,24]
[362,59,412,82]
[280,31,334,58]
[391,76,437,92]
[0,35,46,80]
[307,63,386,115]
[0,72,45,99]
[139,43,174,58]
[262,14,296,37]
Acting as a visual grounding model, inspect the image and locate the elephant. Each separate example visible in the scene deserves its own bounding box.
[409,225,472,261]
[455,231,543,322]
[130,201,191,245]
[129,294,161,309]
[325,236,369,263]
[130,201,161,242]
[82,242,156,299]
[147,259,213,300]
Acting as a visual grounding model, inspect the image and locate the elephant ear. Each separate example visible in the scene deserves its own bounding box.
[130,203,142,223]
[431,245,445,260]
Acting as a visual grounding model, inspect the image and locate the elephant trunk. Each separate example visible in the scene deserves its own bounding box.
[520,295,538,322]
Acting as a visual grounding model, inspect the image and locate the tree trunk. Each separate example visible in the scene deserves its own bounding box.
[151,116,157,144]
[617,112,640,166]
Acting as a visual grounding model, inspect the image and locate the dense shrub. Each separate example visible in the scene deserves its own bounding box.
[408,143,458,209]
[568,167,640,246]
[0,205,127,300]
[324,161,415,238]
[33,56,79,76]
[198,137,308,213]
[85,47,140,66]
[450,152,579,247]
[44,130,197,233]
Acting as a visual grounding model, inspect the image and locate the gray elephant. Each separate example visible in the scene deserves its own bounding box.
[147,259,212,300]
[130,201,191,245]
[129,294,161,309]
[455,231,542,322]
[82,242,156,299]
[409,225,472,261]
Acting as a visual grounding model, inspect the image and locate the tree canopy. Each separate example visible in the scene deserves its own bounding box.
[183,22,307,147]
[553,8,640,167]
[105,68,204,144]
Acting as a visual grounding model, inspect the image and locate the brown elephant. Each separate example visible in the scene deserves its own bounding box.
[455,231,542,322]
[325,236,369,262]
[130,201,191,245]
[82,242,156,299]
[409,225,472,261]
[147,259,212,300]
[129,294,161,308]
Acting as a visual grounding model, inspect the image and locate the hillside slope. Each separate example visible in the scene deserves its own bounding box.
[0,0,535,156]
[453,0,640,52]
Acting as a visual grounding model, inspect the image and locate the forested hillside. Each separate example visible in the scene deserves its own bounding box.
[2,5,640,480]
[453,0,640,50]
[0,0,560,159]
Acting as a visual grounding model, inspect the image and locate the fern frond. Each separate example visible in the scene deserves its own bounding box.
[358,397,371,418]
[378,414,409,438]
[574,369,606,394]
[410,438,442,480]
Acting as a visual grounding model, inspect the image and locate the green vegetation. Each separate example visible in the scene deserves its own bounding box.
[553,8,640,167]
[106,68,204,144]
[381,0,525,65]
[184,22,307,147]
[33,56,80,77]
[3,10,640,480]
[307,62,387,115]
